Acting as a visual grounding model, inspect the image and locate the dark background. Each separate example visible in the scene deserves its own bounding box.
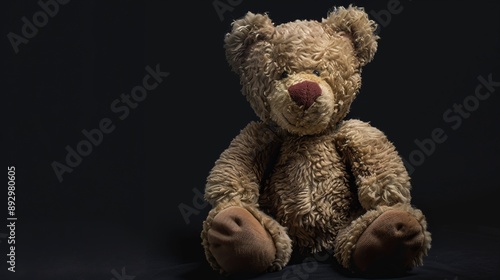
[3,0,500,279]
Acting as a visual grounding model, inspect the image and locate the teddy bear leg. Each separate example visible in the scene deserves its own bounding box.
[206,206,277,275]
[351,209,425,276]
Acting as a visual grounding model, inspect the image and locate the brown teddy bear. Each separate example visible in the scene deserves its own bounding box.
[201,4,431,277]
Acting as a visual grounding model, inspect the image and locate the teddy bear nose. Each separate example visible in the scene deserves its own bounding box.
[288,81,322,109]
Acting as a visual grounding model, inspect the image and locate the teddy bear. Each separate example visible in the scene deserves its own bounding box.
[200,4,431,277]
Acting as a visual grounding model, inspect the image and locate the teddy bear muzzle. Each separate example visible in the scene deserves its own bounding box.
[288,80,322,109]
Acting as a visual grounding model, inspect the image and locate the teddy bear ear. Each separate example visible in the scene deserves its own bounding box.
[224,11,275,74]
[322,5,379,67]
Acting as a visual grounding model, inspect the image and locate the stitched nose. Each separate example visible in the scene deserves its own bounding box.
[288,81,322,109]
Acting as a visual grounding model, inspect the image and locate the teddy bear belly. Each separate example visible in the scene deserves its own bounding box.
[260,151,357,252]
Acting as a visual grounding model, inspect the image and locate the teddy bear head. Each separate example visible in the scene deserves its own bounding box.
[224,5,379,135]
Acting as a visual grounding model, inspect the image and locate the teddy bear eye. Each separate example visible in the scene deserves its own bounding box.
[280,71,289,80]
[313,70,321,77]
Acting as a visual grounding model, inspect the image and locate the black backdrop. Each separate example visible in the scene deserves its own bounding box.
[3,1,500,279]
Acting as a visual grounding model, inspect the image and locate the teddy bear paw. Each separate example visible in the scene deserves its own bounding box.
[352,209,425,276]
[207,206,276,275]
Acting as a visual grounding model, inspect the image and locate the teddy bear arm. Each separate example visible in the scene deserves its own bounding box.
[204,121,282,208]
[334,119,412,210]
[201,122,293,273]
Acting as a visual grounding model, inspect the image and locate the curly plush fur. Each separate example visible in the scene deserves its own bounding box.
[201,5,431,277]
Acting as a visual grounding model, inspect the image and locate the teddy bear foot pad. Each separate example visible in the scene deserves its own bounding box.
[207,206,276,275]
[352,210,425,276]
